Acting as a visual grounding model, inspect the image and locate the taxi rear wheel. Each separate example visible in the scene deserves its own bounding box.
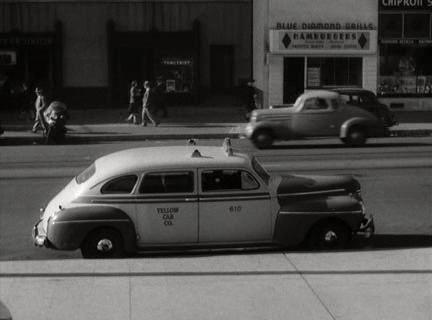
[308,222,350,250]
[252,129,274,149]
[81,228,124,259]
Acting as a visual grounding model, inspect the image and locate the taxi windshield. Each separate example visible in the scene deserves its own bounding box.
[76,162,96,184]
[252,157,270,184]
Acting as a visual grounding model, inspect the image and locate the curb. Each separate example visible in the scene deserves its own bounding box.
[1,129,431,145]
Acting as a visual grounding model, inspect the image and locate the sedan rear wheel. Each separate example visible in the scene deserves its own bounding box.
[308,222,350,250]
[343,127,367,147]
[252,130,274,149]
[81,228,124,259]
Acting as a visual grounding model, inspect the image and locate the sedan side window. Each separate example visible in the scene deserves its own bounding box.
[101,175,138,194]
[303,98,329,111]
[202,170,259,192]
[139,172,194,194]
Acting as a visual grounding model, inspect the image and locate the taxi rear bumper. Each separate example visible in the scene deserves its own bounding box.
[32,219,52,248]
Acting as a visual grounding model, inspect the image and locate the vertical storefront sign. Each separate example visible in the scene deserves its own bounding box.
[307,67,321,87]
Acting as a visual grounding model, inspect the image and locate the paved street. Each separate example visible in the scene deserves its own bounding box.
[1,137,431,260]
[1,136,431,320]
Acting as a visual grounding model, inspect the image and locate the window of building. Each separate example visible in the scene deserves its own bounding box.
[101,175,138,194]
[379,14,403,38]
[139,172,194,194]
[307,58,362,88]
[201,170,259,192]
[404,14,430,38]
[378,45,432,96]
[155,57,194,93]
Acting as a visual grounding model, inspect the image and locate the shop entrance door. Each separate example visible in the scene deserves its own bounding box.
[283,57,304,103]
[115,48,152,103]
[210,45,234,91]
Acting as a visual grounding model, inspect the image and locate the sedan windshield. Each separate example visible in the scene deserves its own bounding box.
[252,157,270,184]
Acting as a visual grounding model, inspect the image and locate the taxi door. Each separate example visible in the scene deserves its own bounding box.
[198,168,272,243]
[135,170,198,246]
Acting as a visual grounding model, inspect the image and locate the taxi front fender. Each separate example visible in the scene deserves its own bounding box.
[46,206,137,252]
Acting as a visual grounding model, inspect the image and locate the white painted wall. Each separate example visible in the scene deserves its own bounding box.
[254,0,379,107]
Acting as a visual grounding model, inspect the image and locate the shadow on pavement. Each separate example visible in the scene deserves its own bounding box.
[270,141,432,150]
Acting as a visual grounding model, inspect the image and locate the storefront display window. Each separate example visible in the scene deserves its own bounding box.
[155,57,194,93]
[378,45,432,96]
[306,57,362,88]
[378,10,432,97]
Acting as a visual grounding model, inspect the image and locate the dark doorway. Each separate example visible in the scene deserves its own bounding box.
[210,45,234,91]
[283,57,304,103]
[115,48,152,104]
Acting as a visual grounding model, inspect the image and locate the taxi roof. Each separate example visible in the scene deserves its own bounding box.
[93,146,251,181]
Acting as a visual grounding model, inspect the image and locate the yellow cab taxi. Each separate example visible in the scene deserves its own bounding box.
[33,139,374,258]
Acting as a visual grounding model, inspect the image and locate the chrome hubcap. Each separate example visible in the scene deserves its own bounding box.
[96,239,113,252]
[324,230,338,243]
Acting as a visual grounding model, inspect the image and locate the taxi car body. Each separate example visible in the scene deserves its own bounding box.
[245,90,389,149]
[33,139,374,258]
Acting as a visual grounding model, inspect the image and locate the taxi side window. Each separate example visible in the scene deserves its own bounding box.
[202,170,259,192]
[139,172,194,193]
[101,175,138,194]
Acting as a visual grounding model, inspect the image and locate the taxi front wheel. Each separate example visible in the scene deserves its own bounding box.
[81,228,124,259]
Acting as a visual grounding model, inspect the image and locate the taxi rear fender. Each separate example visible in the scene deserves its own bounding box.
[47,206,136,252]
[340,118,373,138]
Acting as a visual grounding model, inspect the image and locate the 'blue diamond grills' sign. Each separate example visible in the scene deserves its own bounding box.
[282,33,291,48]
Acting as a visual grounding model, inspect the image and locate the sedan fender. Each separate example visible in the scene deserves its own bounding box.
[340,117,375,138]
[46,206,137,252]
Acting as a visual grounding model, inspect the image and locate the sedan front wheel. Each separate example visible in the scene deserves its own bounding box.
[252,130,274,149]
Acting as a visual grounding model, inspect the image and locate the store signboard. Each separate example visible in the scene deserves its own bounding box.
[379,0,432,10]
[270,30,377,55]
[0,50,16,65]
[161,58,192,66]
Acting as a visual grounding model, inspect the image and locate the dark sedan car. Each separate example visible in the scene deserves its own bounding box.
[332,88,397,127]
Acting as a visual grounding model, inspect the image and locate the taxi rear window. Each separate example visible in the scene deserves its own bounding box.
[76,163,96,184]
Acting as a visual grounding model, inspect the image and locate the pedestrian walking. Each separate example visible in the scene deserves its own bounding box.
[126,80,140,124]
[141,81,159,127]
[32,87,48,133]
[243,79,257,120]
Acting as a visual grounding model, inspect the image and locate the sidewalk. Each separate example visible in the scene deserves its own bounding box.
[0,248,431,320]
[1,107,432,144]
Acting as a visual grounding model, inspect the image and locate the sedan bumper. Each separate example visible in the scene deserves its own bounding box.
[355,214,375,239]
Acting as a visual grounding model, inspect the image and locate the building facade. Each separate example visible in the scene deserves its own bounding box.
[254,0,378,108]
[254,0,432,110]
[0,0,252,108]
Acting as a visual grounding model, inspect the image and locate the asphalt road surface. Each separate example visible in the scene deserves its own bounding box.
[1,136,431,260]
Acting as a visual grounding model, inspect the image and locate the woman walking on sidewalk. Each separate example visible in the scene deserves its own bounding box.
[126,80,140,124]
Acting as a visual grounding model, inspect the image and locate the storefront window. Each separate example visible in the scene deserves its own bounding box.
[155,57,194,93]
[307,57,362,88]
[378,45,432,96]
